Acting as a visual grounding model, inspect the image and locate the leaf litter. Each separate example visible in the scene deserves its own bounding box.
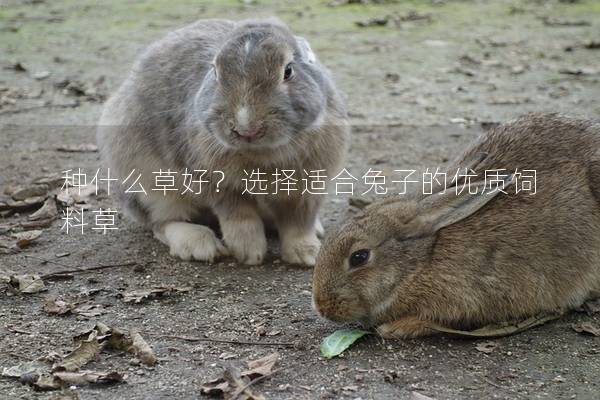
[7,273,47,293]
[43,296,105,318]
[2,323,155,390]
[119,286,192,303]
[200,352,279,399]
[572,322,600,337]
[475,341,499,354]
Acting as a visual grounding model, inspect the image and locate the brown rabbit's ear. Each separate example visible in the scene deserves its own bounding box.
[410,174,515,237]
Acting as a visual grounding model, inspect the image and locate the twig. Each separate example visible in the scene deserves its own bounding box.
[22,254,73,268]
[158,334,296,348]
[7,326,33,335]
[41,262,137,278]
[21,254,139,278]
[0,102,78,116]
[231,368,282,400]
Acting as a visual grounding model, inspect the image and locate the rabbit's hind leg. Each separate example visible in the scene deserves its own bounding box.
[587,150,600,205]
[376,317,435,339]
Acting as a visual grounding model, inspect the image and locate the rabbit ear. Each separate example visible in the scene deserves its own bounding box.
[295,36,317,64]
[413,174,515,236]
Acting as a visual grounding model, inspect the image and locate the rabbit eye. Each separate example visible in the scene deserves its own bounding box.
[349,249,370,269]
[283,63,294,81]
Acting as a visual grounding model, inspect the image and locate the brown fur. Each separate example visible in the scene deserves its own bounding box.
[312,113,600,338]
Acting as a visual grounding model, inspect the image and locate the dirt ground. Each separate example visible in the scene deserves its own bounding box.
[1,0,600,399]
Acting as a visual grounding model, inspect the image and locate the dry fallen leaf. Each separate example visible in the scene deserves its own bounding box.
[73,303,105,318]
[572,322,600,337]
[120,286,191,304]
[475,341,499,354]
[29,197,58,221]
[55,143,98,153]
[10,184,50,201]
[3,324,134,391]
[10,274,46,293]
[75,323,157,367]
[412,392,435,400]
[12,230,43,249]
[130,329,157,366]
[57,185,99,206]
[2,361,48,378]
[241,352,279,380]
[21,369,124,390]
[54,330,102,372]
[0,196,47,212]
[200,353,279,399]
[44,296,75,315]
[53,370,124,385]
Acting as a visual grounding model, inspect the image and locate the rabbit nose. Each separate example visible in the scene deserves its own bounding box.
[230,106,262,142]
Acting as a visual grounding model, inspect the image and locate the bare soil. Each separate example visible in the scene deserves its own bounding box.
[1,1,599,399]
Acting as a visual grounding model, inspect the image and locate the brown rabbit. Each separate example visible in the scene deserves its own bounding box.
[312,113,600,338]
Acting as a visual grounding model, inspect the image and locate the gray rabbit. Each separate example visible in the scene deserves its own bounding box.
[97,19,349,265]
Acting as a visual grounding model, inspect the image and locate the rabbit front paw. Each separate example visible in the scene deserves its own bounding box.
[280,230,321,266]
[315,217,325,239]
[155,222,228,262]
[221,218,267,265]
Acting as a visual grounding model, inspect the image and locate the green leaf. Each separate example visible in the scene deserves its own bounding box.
[320,329,369,359]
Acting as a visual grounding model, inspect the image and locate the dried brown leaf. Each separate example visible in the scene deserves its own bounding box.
[200,354,279,399]
[55,144,98,153]
[53,370,124,385]
[12,229,43,248]
[120,286,191,304]
[29,197,58,221]
[10,274,46,293]
[241,353,279,380]
[2,361,48,378]
[0,195,46,212]
[10,184,49,201]
[129,329,157,366]
[412,392,435,400]
[475,341,499,354]
[54,330,101,372]
[74,323,156,367]
[572,322,600,337]
[73,303,105,318]
[44,296,75,315]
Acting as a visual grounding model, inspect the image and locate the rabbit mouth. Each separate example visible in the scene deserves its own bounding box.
[226,129,293,150]
[231,127,266,144]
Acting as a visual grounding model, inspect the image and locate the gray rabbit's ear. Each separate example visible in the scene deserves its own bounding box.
[412,174,515,236]
[295,36,317,64]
